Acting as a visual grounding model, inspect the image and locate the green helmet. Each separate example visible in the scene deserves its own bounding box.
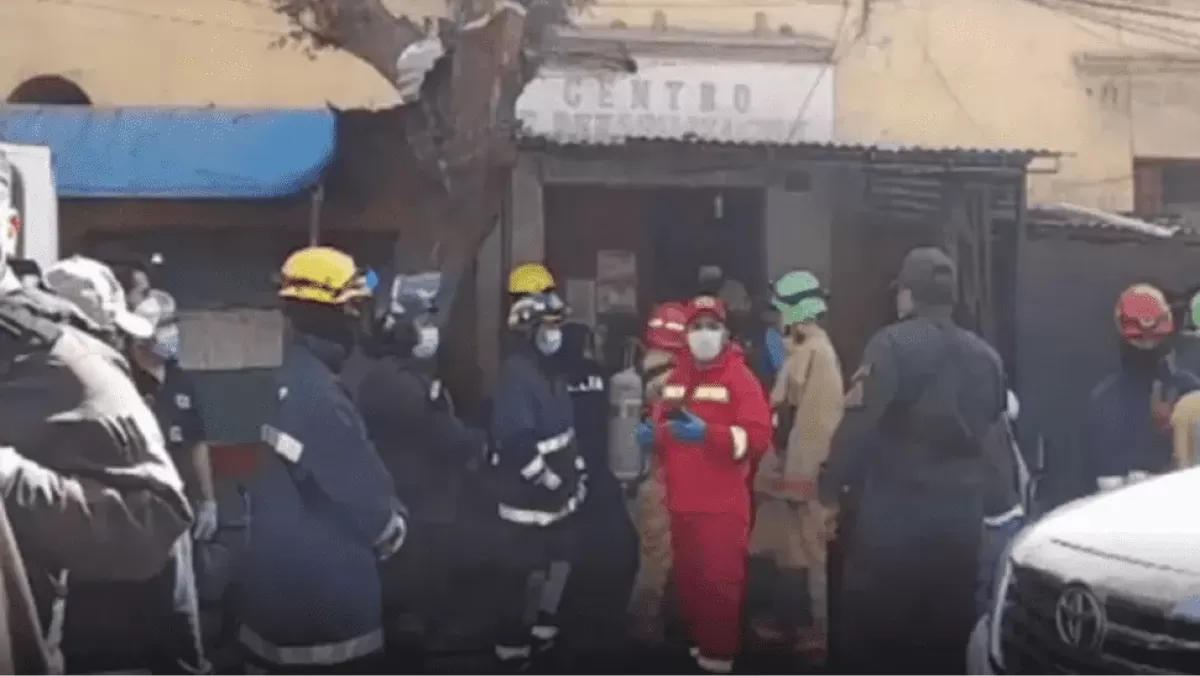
[771,270,827,325]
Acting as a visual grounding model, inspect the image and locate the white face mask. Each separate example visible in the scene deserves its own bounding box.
[687,328,725,362]
[536,326,563,355]
[412,325,440,359]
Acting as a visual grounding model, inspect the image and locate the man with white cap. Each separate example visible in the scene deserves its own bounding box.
[0,240,191,671]
[43,255,155,344]
[36,256,202,674]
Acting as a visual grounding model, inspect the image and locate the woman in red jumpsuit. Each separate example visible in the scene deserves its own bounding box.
[638,295,772,673]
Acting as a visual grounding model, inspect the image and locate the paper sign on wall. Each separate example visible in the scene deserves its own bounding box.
[596,249,638,314]
[564,278,597,327]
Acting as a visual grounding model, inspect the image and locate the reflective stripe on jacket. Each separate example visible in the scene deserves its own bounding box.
[241,338,398,656]
[651,345,772,518]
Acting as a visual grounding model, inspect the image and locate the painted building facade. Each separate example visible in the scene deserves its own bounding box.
[567,0,1200,214]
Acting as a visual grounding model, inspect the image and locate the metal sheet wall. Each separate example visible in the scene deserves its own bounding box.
[1016,230,1200,506]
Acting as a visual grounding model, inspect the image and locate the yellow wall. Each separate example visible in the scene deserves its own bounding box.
[578,0,1200,211]
[8,0,1200,210]
[0,0,448,108]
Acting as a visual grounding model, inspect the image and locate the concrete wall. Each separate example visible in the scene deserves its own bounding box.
[9,0,1200,210]
[574,0,1200,212]
[0,0,452,107]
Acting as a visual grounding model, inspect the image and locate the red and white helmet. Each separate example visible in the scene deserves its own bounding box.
[685,294,728,325]
[644,302,688,351]
[1115,283,1174,347]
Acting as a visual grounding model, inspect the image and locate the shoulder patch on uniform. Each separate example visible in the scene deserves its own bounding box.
[168,425,184,444]
[174,393,191,410]
[568,375,606,393]
[693,384,730,402]
[261,424,303,463]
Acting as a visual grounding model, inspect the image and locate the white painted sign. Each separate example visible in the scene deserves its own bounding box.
[516,58,835,145]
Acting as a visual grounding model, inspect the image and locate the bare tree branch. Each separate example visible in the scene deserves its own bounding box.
[269,0,426,85]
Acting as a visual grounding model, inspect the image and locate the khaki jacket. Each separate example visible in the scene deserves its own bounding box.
[755,325,844,502]
[1172,391,1200,470]
[628,348,675,641]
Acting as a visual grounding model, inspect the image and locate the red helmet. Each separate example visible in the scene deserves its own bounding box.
[645,302,688,351]
[1115,283,1174,345]
[685,294,728,325]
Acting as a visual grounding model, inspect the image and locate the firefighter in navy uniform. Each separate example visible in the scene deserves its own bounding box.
[818,247,1006,675]
[241,247,407,674]
[489,290,588,673]
[353,271,489,667]
[556,322,638,669]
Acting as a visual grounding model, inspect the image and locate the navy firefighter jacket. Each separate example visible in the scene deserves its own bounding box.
[1083,359,1200,484]
[241,337,400,661]
[489,340,588,526]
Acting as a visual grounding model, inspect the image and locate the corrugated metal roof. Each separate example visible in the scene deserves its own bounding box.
[519,132,1054,163]
[1028,204,1188,239]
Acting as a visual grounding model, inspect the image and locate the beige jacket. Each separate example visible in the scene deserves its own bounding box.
[755,325,845,502]
[627,348,675,640]
[1172,391,1200,470]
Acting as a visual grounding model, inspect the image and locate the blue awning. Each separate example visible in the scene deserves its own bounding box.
[0,106,337,199]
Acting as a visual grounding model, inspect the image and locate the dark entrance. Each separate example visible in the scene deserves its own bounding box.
[544,184,765,369]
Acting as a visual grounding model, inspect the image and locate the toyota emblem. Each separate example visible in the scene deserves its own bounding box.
[1055,585,1107,652]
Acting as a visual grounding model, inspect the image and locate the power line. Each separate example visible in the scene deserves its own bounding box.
[1060,0,1200,24]
[1025,0,1200,51]
[785,0,857,141]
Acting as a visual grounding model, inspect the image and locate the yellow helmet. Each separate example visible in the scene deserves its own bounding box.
[508,263,556,295]
[278,246,371,306]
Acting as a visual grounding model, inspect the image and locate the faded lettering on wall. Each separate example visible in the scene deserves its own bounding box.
[515,59,835,144]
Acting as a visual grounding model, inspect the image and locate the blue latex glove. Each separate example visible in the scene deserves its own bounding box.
[636,421,656,448]
[669,410,707,443]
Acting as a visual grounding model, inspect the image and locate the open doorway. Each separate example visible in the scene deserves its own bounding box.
[544,184,766,369]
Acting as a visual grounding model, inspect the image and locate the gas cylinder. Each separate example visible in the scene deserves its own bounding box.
[609,340,646,485]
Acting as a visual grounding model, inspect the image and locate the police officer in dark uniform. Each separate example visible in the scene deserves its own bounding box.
[128,289,213,673]
[818,247,1006,675]
[352,271,489,668]
[1,254,193,673]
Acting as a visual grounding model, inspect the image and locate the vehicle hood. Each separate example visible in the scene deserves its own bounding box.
[1016,468,1200,577]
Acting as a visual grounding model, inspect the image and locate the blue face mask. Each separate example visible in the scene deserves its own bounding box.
[151,326,180,362]
[535,325,563,356]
